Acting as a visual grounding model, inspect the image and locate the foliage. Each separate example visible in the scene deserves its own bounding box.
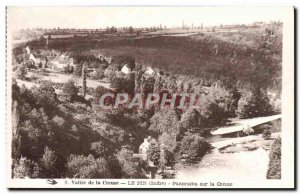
[38,146,58,178]
[64,65,74,74]
[179,134,211,163]
[267,137,281,179]
[262,128,272,140]
[67,154,112,178]
[82,64,87,97]
[110,76,126,92]
[93,86,111,101]
[111,55,135,70]
[237,87,274,118]
[90,141,108,158]
[62,80,78,102]
[116,148,146,178]
[16,64,27,80]
[178,108,202,134]
[147,140,160,166]
[13,157,39,178]
[148,110,179,137]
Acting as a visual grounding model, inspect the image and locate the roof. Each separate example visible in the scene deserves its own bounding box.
[211,114,281,135]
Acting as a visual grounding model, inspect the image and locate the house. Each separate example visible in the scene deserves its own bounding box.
[29,53,48,68]
[25,46,31,55]
[49,53,74,70]
[144,67,156,76]
[139,136,151,154]
[121,64,131,74]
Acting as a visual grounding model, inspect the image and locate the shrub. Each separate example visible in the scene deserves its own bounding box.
[16,64,27,80]
[38,146,58,178]
[267,137,281,179]
[116,148,147,178]
[262,128,272,140]
[179,109,202,134]
[93,86,110,99]
[62,80,78,102]
[179,134,211,163]
[147,140,160,166]
[90,141,108,158]
[148,110,179,136]
[237,87,274,119]
[67,154,112,178]
[64,65,74,74]
[52,116,65,127]
[12,157,39,178]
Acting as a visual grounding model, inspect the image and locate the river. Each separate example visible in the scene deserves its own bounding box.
[175,148,269,180]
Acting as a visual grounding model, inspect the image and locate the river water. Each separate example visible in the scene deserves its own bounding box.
[175,148,269,180]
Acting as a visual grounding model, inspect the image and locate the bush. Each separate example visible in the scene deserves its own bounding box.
[116,148,147,178]
[67,154,112,178]
[62,80,78,102]
[179,134,211,163]
[64,65,74,74]
[267,137,281,179]
[237,87,274,118]
[147,140,160,166]
[94,85,109,97]
[262,128,272,140]
[12,157,39,178]
[16,64,27,80]
[90,141,108,158]
[38,146,58,178]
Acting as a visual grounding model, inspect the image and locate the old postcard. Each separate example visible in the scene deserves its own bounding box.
[6,6,295,189]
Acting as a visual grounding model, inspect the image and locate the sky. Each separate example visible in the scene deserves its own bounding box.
[7,6,288,30]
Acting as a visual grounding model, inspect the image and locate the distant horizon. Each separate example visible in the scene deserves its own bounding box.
[7,6,286,32]
[14,20,281,31]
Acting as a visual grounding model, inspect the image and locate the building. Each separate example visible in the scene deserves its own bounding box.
[121,64,131,74]
[29,53,48,68]
[49,53,74,70]
[144,67,156,76]
[139,136,151,154]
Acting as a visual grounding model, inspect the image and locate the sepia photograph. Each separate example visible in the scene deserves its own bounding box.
[5,6,295,189]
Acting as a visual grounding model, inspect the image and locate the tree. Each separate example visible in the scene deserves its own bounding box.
[116,148,146,178]
[267,137,281,179]
[108,26,117,33]
[62,80,78,102]
[33,81,58,115]
[147,140,160,166]
[179,109,202,134]
[16,63,27,80]
[148,110,179,137]
[110,76,126,92]
[90,141,108,158]
[13,157,39,178]
[179,134,211,163]
[82,64,87,97]
[67,154,112,178]
[12,100,21,159]
[93,86,110,100]
[111,55,135,70]
[128,26,134,34]
[38,146,58,178]
[237,87,274,118]
[262,128,272,140]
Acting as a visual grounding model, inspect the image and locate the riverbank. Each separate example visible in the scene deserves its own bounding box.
[174,132,281,180]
